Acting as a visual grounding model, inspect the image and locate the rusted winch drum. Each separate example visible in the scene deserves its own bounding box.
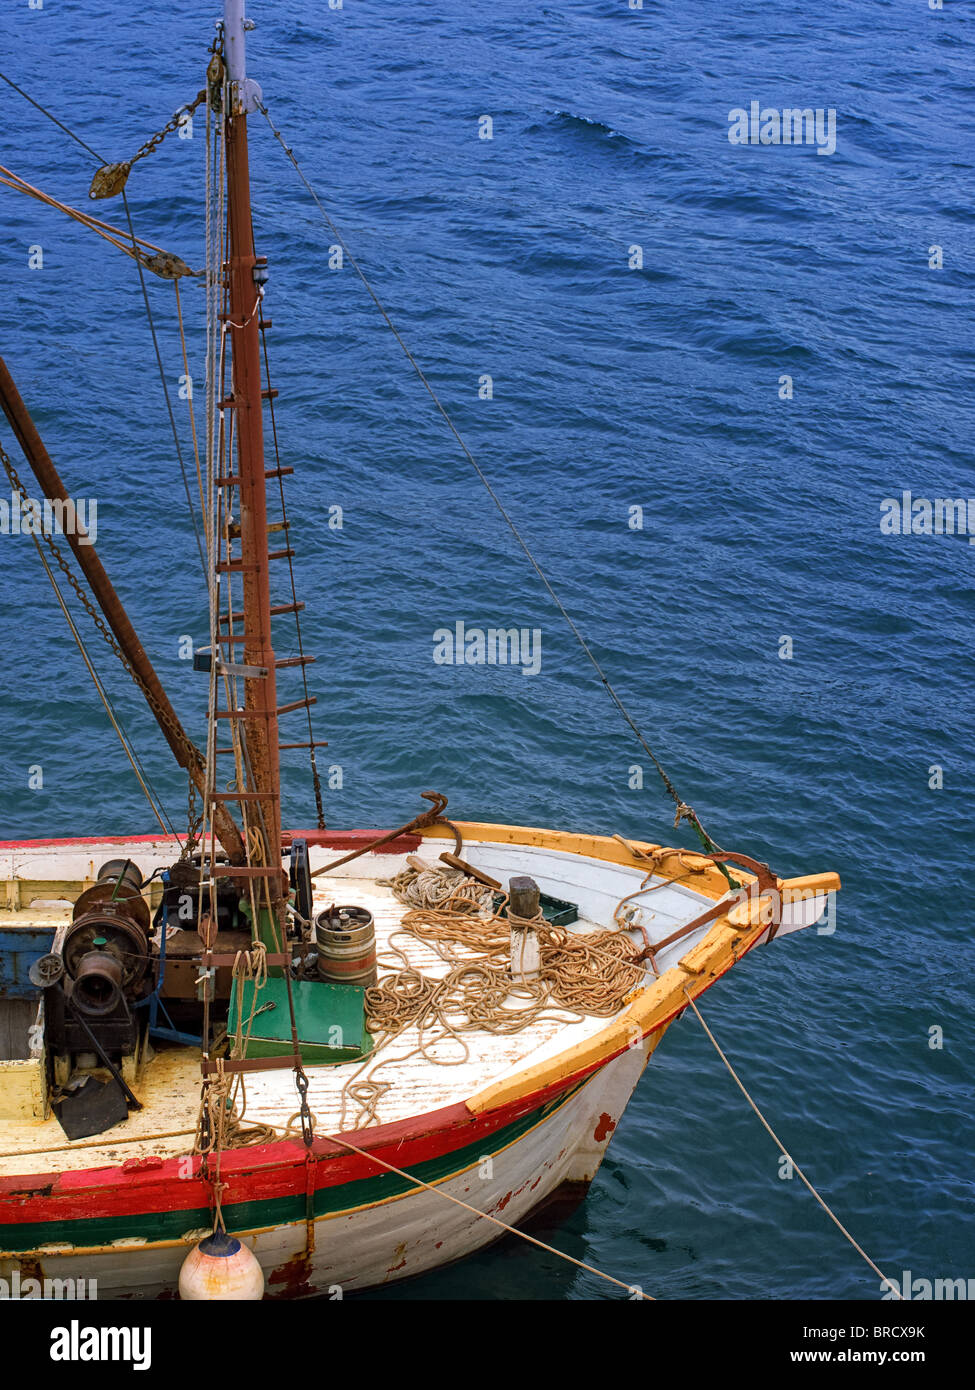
[65,860,150,1014]
[314,906,377,988]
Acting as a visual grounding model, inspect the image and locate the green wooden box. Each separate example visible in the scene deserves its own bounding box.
[229,976,373,1065]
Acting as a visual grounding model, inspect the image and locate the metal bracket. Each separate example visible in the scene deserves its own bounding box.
[193,646,268,679]
[230,77,263,115]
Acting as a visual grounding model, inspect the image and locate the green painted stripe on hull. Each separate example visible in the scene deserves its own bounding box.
[0,1082,586,1254]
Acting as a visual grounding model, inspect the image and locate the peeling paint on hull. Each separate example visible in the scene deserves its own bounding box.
[0,1044,649,1298]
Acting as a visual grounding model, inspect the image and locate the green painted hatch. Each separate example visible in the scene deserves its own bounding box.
[229,976,374,1065]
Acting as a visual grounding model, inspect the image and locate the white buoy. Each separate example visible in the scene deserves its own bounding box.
[179,1228,265,1301]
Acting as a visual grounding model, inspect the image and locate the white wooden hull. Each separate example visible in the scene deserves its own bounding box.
[0,823,838,1299]
[0,1041,651,1299]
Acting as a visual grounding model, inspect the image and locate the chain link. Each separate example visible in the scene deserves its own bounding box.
[89,90,207,200]
[295,1068,314,1148]
[185,772,204,861]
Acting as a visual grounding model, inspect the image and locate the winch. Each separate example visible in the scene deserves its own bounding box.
[45,860,151,1060]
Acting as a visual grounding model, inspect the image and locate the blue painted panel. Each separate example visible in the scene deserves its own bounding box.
[0,927,57,999]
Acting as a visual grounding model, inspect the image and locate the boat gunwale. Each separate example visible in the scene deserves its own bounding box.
[0,822,839,1195]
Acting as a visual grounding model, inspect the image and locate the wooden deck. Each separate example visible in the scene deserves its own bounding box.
[0,828,757,1178]
[0,873,662,1177]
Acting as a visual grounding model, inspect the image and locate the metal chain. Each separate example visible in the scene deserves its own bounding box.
[89,90,207,200]
[185,773,204,861]
[295,1068,314,1148]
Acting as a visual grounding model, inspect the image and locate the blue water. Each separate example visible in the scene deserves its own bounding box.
[1,0,973,1301]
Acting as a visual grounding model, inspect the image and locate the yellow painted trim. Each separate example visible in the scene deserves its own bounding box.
[0,878,164,914]
[773,870,841,896]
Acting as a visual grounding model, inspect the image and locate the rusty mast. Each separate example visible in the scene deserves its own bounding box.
[220,0,286,926]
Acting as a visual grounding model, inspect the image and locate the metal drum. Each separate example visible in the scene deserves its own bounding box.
[96,860,144,894]
[314,906,377,988]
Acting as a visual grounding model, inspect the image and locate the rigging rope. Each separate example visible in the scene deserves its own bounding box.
[256,99,725,865]
[0,68,208,574]
[0,164,194,278]
[120,182,207,576]
[682,990,905,1300]
[0,64,714,860]
[6,481,173,837]
[194,54,315,1226]
[0,441,184,841]
[258,316,326,828]
[0,445,205,804]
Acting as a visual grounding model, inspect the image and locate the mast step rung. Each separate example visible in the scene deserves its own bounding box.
[261,388,279,402]
[275,655,316,669]
[193,648,268,678]
[214,467,294,487]
[214,743,326,752]
[226,519,290,540]
[267,548,295,562]
[277,696,318,716]
[219,315,273,329]
[215,559,259,574]
[214,708,275,720]
[219,601,305,624]
[209,790,280,801]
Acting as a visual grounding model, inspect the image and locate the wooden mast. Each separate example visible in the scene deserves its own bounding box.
[222,0,285,924]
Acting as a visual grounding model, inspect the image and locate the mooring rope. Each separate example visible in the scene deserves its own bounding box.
[319,1129,654,1300]
[683,990,904,1299]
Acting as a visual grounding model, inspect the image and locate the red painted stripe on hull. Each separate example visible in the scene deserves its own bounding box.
[0,1064,601,1228]
[0,832,183,850]
[286,829,422,851]
[0,943,756,1229]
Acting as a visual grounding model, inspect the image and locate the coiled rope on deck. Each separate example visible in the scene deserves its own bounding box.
[375,863,647,1026]
[332,865,647,1131]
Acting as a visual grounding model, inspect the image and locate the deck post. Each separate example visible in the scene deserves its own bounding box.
[508,875,541,983]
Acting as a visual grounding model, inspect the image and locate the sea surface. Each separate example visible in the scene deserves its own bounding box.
[0,0,972,1301]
